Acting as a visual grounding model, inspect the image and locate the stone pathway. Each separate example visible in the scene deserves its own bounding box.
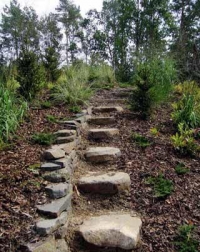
[25,88,142,251]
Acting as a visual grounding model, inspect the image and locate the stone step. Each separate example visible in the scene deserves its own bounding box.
[56,136,76,144]
[36,192,72,218]
[95,98,125,104]
[43,168,70,183]
[43,149,65,160]
[36,211,68,236]
[54,129,76,137]
[88,117,115,125]
[93,106,123,113]
[88,128,119,140]
[40,163,62,172]
[45,183,72,199]
[80,213,142,250]
[85,147,121,163]
[77,172,130,194]
[24,237,69,252]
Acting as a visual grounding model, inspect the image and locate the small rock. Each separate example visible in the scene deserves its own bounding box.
[43,168,70,183]
[56,239,69,252]
[23,237,56,252]
[80,213,142,250]
[36,212,68,236]
[36,192,72,218]
[77,172,130,194]
[40,163,62,172]
[88,128,119,140]
[51,157,71,168]
[88,117,115,125]
[45,183,71,199]
[92,106,124,113]
[85,147,121,163]
[43,149,65,160]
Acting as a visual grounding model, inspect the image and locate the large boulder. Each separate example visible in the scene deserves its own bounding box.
[79,213,142,250]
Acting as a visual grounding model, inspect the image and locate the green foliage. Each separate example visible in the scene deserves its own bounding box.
[89,64,115,89]
[150,127,159,136]
[32,132,56,145]
[17,51,46,100]
[0,83,27,142]
[171,123,199,156]
[41,101,52,109]
[69,105,81,113]
[172,81,200,129]
[52,64,92,106]
[46,114,58,123]
[175,225,199,252]
[130,56,176,119]
[175,163,190,175]
[146,174,174,198]
[131,133,151,148]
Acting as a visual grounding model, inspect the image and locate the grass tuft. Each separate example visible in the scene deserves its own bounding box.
[32,132,56,146]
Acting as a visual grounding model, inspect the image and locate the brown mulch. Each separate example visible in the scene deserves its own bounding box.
[0,96,74,252]
[88,89,200,252]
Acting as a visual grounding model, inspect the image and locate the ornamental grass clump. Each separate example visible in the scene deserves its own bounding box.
[0,84,27,142]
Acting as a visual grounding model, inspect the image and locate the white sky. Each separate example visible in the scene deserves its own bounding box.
[0,0,103,16]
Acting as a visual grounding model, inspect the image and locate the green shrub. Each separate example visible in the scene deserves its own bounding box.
[172,94,200,129]
[32,132,56,145]
[0,84,27,142]
[52,64,92,106]
[146,174,174,198]
[171,123,199,156]
[175,163,190,175]
[175,225,199,252]
[130,56,176,119]
[131,133,151,148]
[69,105,81,113]
[17,51,46,100]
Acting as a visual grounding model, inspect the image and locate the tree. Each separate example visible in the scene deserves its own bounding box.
[171,0,200,80]
[39,13,63,82]
[56,0,82,64]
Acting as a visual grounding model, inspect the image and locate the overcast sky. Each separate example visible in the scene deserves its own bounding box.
[0,0,103,16]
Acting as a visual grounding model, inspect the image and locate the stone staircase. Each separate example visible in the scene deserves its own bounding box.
[24,92,142,251]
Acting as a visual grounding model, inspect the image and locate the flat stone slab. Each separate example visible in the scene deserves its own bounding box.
[80,213,142,250]
[55,130,76,137]
[43,168,70,183]
[77,172,130,194]
[88,117,115,125]
[88,128,119,140]
[85,147,121,163]
[43,149,65,160]
[36,211,68,236]
[56,136,76,144]
[40,163,62,172]
[93,106,123,113]
[36,192,72,218]
[45,183,71,199]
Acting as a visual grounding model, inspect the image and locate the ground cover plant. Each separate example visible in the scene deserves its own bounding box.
[31,132,56,145]
[175,163,190,175]
[131,132,151,148]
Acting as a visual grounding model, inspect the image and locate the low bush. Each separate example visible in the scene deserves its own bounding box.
[131,133,151,148]
[32,132,56,145]
[46,114,58,123]
[174,224,199,252]
[41,101,52,109]
[52,64,92,106]
[130,56,176,119]
[0,84,27,142]
[171,123,199,156]
[175,163,190,175]
[146,174,174,198]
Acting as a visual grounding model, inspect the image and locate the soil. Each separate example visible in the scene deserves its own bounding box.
[68,88,200,252]
[0,93,74,252]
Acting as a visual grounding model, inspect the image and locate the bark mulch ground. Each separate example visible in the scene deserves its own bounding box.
[90,89,200,252]
[0,95,74,252]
